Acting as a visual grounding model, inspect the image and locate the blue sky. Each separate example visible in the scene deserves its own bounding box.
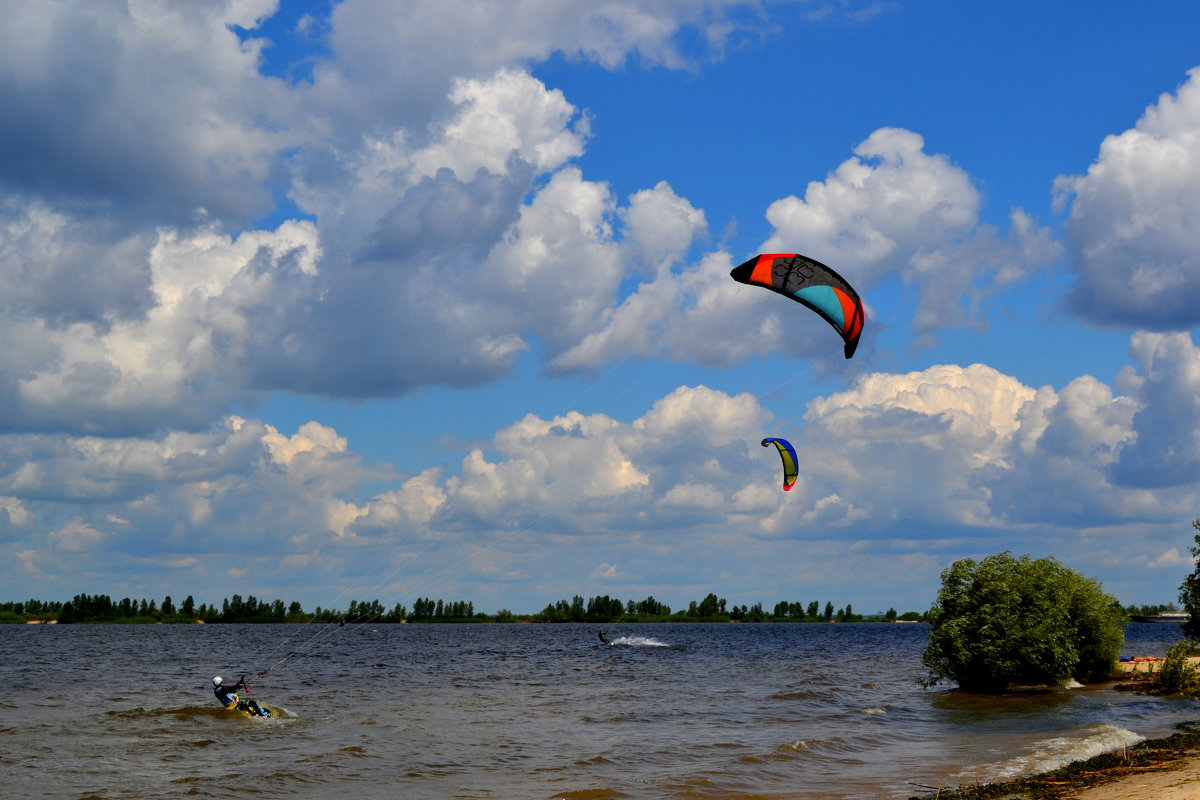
[3,0,1200,616]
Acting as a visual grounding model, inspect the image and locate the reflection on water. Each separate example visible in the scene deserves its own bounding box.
[0,622,1196,799]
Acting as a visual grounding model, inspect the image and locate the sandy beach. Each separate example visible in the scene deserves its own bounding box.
[1051,658,1200,799]
[1117,655,1200,674]
[1061,758,1200,800]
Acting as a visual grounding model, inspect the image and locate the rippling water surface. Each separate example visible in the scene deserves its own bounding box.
[2,622,1196,799]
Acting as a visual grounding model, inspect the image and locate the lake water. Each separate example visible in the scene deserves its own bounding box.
[1,622,1197,800]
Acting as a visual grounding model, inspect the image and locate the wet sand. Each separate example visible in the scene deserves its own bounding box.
[1061,658,1200,798]
[1062,756,1200,799]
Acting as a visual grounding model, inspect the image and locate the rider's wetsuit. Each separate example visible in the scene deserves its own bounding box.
[214,678,266,716]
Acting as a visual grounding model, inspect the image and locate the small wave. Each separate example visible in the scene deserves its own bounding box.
[609,636,668,648]
[861,706,887,715]
[553,789,628,800]
[981,723,1144,779]
[774,739,818,753]
[768,687,839,703]
[106,705,227,721]
[574,755,616,766]
[765,736,882,760]
[105,704,295,724]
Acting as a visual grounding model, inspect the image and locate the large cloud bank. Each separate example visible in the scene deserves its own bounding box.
[9,333,1200,605]
[2,1,1199,607]
[0,0,1063,439]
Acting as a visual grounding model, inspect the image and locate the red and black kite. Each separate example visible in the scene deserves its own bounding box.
[730,253,864,358]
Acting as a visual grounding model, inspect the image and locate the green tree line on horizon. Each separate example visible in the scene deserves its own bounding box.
[1,591,931,625]
[1,591,1181,626]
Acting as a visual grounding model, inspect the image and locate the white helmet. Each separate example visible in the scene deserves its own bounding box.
[213,676,223,687]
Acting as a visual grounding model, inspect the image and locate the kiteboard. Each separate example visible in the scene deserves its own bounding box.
[224,699,275,718]
[235,703,275,718]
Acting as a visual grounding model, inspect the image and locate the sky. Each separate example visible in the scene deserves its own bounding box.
[4,0,1200,617]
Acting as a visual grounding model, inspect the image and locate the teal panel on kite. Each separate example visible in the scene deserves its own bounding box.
[761,437,798,491]
[730,253,865,358]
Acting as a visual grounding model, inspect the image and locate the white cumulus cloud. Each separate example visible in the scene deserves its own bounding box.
[762,128,1058,339]
[554,127,1060,371]
[1056,67,1200,329]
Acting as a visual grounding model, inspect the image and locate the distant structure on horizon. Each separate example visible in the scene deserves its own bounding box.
[1130,612,1190,623]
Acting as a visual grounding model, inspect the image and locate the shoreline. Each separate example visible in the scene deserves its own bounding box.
[1116,654,1200,673]
[911,656,1200,800]
[911,721,1200,799]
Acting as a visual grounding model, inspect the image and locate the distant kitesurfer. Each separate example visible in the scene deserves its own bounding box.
[213,675,267,716]
[598,630,610,645]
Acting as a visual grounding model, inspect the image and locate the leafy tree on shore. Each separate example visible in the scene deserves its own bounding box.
[1180,519,1200,639]
[922,551,1124,693]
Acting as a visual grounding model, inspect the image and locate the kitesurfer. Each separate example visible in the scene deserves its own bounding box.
[597,630,610,645]
[212,675,267,716]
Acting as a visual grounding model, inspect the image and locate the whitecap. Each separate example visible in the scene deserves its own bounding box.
[610,635,669,647]
[980,723,1144,779]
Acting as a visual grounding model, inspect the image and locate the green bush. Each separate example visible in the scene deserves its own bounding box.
[921,552,1124,693]
[1152,640,1200,695]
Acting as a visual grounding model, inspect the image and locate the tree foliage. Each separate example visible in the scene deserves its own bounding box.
[1179,519,1200,639]
[1151,640,1200,695]
[922,551,1124,693]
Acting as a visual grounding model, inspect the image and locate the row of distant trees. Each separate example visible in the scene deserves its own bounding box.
[1126,602,1183,616]
[0,594,406,624]
[529,593,924,623]
[0,592,927,624]
[2,590,1184,627]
